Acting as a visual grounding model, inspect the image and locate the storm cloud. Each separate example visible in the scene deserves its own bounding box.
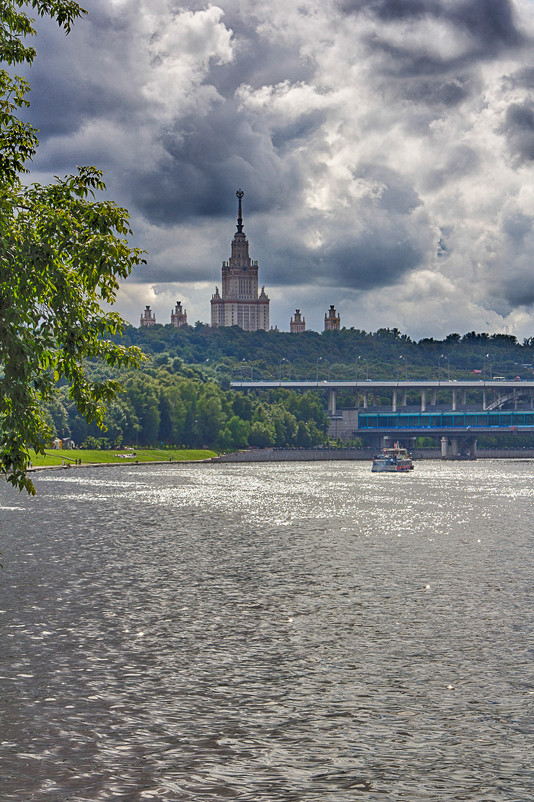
[17,0,534,336]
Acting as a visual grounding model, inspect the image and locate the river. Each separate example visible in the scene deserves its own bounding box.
[1,459,533,800]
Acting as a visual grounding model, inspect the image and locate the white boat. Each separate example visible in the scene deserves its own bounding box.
[372,445,414,472]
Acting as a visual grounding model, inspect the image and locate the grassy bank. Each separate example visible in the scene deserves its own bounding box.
[29,448,217,467]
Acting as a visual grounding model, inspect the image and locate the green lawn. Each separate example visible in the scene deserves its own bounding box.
[28,448,217,467]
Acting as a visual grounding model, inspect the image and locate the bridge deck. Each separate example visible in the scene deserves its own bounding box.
[230,379,534,390]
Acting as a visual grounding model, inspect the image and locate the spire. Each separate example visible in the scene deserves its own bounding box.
[236,188,244,234]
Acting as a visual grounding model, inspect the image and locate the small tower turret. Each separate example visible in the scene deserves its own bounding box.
[324,304,340,331]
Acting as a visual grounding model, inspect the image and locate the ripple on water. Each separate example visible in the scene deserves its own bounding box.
[1,460,534,800]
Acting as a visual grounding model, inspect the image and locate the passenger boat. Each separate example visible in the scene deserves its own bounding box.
[371,445,414,472]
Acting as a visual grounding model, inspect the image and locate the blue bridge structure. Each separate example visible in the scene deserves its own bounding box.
[230,379,534,457]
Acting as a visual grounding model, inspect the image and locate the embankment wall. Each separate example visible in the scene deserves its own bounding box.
[213,448,534,463]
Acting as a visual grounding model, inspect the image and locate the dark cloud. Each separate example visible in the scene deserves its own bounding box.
[338,0,443,22]
[404,76,472,107]
[321,236,423,289]
[501,276,534,308]
[121,102,304,226]
[454,0,522,51]
[502,102,534,163]
[502,211,531,242]
[502,66,534,90]
[423,145,480,192]
[262,213,426,293]
[212,35,315,96]
[341,0,524,79]
[356,164,422,213]
[271,110,327,153]
[262,233,423,291]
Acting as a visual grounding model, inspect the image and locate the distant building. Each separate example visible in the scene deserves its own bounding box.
[140,305,156,327]
[290,309,306,333]
[324,304,340,332]
[211,190,270,331]
[171,300,187,327]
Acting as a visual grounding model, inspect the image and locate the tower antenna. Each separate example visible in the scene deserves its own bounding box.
[236,189,244,233]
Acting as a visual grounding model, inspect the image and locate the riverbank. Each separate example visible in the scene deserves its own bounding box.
[26,446,534,473]
[213,447,534,462]
[27,447,217,471]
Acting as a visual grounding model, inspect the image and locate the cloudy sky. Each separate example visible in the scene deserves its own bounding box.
[22,0,534,338]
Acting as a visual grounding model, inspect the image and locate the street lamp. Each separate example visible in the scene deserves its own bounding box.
[279,357,287,381]
[397,355,407,381]
[484,353,493,381]
[438,353,449,381]
[316,356,323,382]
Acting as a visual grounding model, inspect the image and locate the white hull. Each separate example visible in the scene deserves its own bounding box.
[371,446,414,473]
[371,461,413,472]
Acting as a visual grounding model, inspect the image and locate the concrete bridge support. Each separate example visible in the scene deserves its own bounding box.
[440,435,477,459]
[328,389,337,415]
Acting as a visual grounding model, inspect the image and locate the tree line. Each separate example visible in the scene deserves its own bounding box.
[120,324,534,384]
[45,359,329,451]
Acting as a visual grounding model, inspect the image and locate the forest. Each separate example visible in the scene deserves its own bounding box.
[46,324,534,451]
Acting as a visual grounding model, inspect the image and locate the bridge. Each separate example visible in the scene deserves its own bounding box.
[230,379,534,457]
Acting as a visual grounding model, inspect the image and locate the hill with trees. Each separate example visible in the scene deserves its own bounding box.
[43,324,534,453]
[119,324,533,384]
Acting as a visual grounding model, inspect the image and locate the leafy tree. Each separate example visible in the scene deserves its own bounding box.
[295,420,312,448]
[226,415,251,449]
[249,421,275,448]
[196,391,226,445]
[0,2,145,492]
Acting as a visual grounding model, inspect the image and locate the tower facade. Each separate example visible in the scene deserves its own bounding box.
[324,304,340,331]
[211,190,270,331]
[290,309,306,333]
[171,300,187,327]
[140,305,156,327]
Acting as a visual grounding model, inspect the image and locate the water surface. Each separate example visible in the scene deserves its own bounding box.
[1,460,533,800]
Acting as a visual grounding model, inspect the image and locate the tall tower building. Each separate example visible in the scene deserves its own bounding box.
[140,305,156,327]
[324,304,340,331]
[211,190,270,331]
[290,309,306,333]
[171,300,187,327]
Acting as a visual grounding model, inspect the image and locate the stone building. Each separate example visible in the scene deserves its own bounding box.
[211,190,270,331]
[290,309,306,333]
[140,305,156,327]
[171,300,187,327]
[324,304,340,331]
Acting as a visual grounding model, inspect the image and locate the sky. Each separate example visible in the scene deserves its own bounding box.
[21,0,534,338]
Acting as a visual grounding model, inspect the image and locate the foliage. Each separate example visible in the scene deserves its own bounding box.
[119,324,534,384]
[0,1,145,493]
[43,362,329,452]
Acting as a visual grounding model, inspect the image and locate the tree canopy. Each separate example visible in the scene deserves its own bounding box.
[0,1,145,493]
